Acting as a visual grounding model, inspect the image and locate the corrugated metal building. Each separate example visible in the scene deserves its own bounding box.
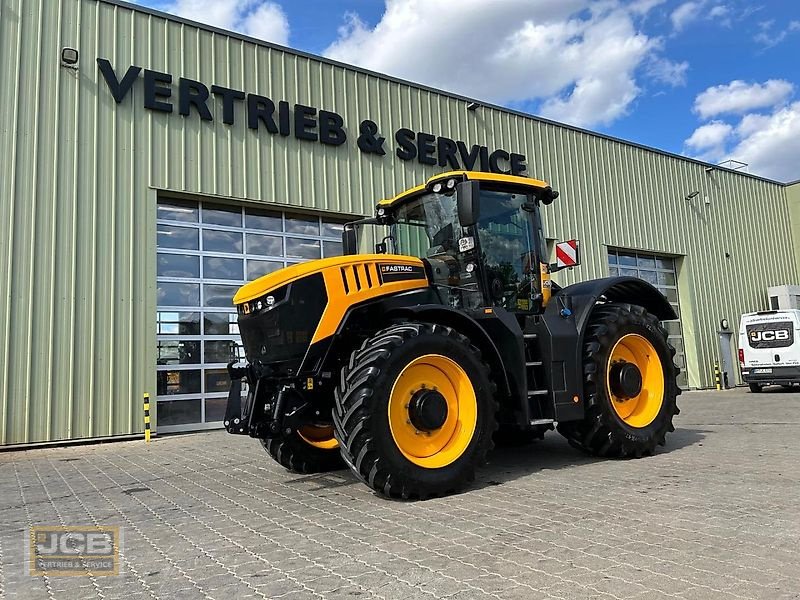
[1,0,798,446]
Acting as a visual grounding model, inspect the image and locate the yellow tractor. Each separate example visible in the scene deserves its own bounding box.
[225,171,680,498]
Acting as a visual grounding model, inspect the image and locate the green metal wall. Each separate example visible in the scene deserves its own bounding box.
[1,0,797,445]
[789,183,800,277]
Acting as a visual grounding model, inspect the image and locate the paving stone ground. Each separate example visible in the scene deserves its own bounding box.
[1,387,799,599]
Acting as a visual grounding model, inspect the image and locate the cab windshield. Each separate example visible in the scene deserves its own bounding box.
[388,189,543,311]
[391,192,463,258]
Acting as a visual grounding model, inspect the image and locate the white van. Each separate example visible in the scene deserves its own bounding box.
[738,309,800,392]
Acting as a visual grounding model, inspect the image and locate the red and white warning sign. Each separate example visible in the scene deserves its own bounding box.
[555,239,580,269]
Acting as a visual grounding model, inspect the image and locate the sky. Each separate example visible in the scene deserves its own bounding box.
[132,0,800,183]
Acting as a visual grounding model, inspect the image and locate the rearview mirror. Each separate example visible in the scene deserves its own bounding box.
[456,180,480,227]
[550,239,580,272]
[342,225,357,255]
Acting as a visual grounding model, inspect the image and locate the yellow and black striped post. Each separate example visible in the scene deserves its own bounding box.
[714,362,722,391]
[144,393,151,443]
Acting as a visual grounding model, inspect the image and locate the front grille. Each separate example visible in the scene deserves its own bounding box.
[237,273,327,369]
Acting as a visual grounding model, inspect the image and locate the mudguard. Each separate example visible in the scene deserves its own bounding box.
[541,276,677,422]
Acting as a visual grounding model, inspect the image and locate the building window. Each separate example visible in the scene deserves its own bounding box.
[608,249,687,388]
[156,199,348,432]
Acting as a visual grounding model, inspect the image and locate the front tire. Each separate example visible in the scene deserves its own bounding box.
[260,425,344,474]
[333,323,497,499]
[557,303,680,458]
[749,383,763,393]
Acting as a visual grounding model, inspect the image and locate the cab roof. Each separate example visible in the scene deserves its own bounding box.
[376,171,551,208]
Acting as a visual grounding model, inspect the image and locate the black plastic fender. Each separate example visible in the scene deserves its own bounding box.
[542,276,677,422]
[384,304,515,403]
[557,276,677,331]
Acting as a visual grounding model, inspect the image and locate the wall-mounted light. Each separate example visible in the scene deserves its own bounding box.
[704,166,714,173]
[61,47,79,67]
[685,191,700,201]
[720,318,729,330]
[466,101,480,111]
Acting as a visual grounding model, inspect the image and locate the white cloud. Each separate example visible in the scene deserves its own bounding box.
[708,5,728,18]
[238,2,289,44]
[671,2,739,31]
[693,79,794,118]
[324,0,671,128]
[670,1,704,31]
[708,4,732,27]
[647,57,689,86]
[684,120,732,150]
[754,19,800,49]
[629,0,667,15]
[684,80,800,182]
[163,0,289,46]
[728,102,800,181]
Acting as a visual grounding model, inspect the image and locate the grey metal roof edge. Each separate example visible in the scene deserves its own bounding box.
[97,0,788,187]
[786,179,800,186]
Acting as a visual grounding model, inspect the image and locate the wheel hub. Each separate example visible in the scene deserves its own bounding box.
[408,389,448,431]
[609,361,643,399]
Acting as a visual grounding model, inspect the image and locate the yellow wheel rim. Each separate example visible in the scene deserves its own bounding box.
[388,354,478,469]
[297,425,339,450]
[606,334,665,428]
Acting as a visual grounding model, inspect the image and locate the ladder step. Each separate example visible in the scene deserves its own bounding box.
[526,361,543,367]
[530,419,555,426]
[523,333,537,339]
[528,390,548,396]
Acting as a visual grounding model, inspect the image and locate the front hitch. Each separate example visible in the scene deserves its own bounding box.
[224,361,249,434]
[224,363,313,438]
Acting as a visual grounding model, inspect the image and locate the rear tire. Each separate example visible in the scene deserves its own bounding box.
[260,425,344,474]
[333,322,497,499]
[749,383,763,393]
[557,303,680,458]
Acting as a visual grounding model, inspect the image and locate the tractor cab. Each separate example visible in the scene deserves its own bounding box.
[343,172,568,316]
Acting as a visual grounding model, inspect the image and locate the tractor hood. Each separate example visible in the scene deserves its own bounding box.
[234,254,426,304]
[233,254,430,346]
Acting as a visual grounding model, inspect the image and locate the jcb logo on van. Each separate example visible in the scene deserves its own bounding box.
[746,322,794,349]
[750,330,789,342]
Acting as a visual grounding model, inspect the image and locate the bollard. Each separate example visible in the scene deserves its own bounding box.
[144,393,151,443]
[714,362,721,391]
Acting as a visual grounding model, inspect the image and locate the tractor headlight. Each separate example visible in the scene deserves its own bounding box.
[432,182,443,193]
[446,178,456,190]
[238,285,288,316]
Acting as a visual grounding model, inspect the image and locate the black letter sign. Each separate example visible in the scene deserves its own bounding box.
[294,104,318,141]
[395,128,417,160]
[247,94,279,133]
[319,110,347,146]
[211,85,246,125]
[97,59,141,104]
[417,132,437,165]
[179,78,213,121]
[144,70,173,113]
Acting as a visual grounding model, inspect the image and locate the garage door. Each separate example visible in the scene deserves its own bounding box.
[156,199,346,433]
[608,249,688,388]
